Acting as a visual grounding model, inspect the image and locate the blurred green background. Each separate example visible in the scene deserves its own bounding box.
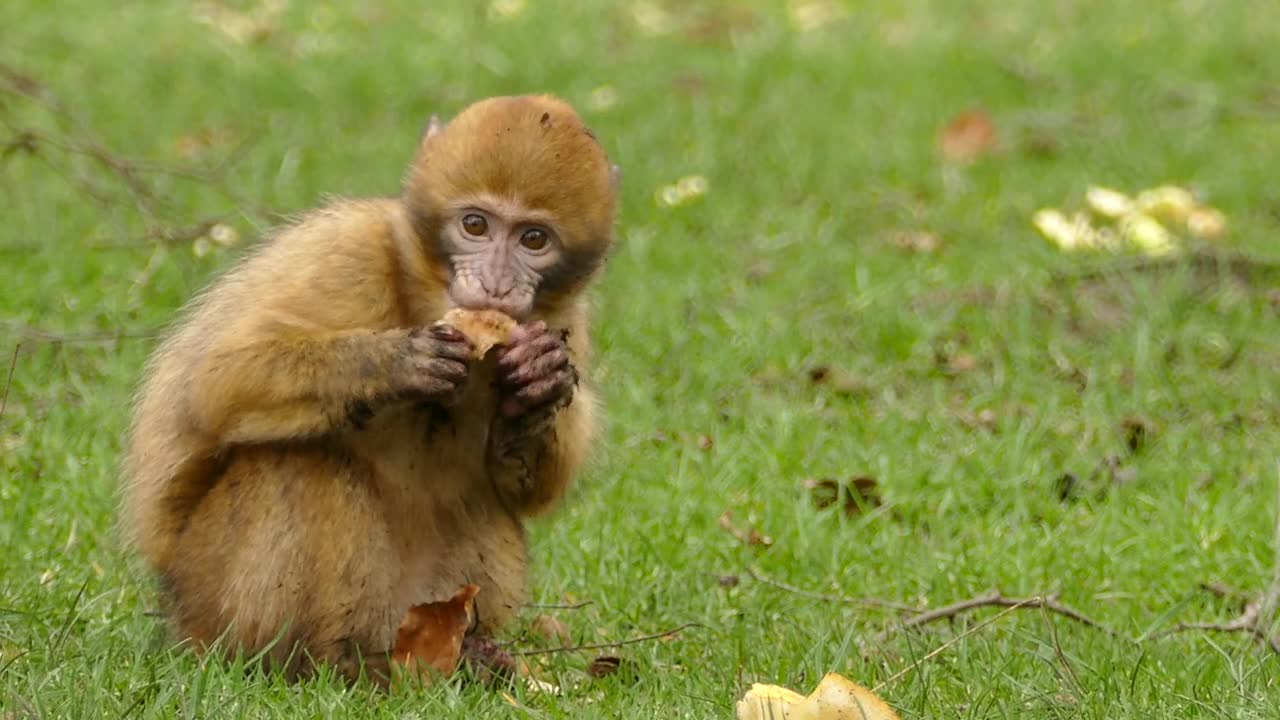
[3,1,1279,717]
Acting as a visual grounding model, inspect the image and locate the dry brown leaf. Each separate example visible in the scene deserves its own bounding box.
[528,613,572,646]
[936,109,997,164]
[392,583,479,681]
[805,477,882,518]
[719,510,774,548]
[1121,416,1150,454]
[890,231,941,254]
[947,353,978,372]
[808,366,867,396]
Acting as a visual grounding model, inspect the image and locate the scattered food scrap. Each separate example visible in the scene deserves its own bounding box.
[737,672,901,720]
[1033,184,1226,257]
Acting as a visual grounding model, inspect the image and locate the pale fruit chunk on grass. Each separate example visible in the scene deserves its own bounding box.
[736,672,901,720]
[442,308,518,359]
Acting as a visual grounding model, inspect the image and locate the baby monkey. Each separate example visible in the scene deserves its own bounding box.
[121,94,619,684]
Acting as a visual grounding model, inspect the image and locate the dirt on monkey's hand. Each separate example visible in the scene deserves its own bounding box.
[391,583,480,683]
[441,308,518,360]
[496,321,577,419]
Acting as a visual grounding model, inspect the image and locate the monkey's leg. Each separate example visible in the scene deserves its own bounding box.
[166,445,401,686]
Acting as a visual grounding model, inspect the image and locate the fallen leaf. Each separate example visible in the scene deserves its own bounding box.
[936,109,997,164]
[719,511,774,548]
[697,434,715,451]
[737,671,901,720]
[587,655,621,678]
[808,366,867,396]
[949,353,977,372]
[890,231,941,254]
[1120,416,1150,454]
[1054,473,1079,503]
[804,477,882,517]
[528,613,572,646]
[392,584,479,681]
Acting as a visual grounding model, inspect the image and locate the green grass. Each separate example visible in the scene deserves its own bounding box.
[4,0,1280,716]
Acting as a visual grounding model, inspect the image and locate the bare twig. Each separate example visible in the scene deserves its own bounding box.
[509,622,700,657]
[872,600,1033,693]
[747,569,917,611]
[1051,250,1280,286]
[0,342,17,419]
[1155,467,1280,654]
[875,589,1120,643]
[2,322,158,345]
[523,600,594,610]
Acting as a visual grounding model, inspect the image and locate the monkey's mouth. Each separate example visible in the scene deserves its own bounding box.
[446,287,532,323]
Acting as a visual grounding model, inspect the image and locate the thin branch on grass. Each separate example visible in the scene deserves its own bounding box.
[509,622,701,657]
[874,589,1120,643]
[872,600,1034,693]
[1154,467,1280,653]
[524,600,594,610]
[1051,250,1280,286]
[746,569,917,611]
[3,321,158,344]
[0,342,17,419]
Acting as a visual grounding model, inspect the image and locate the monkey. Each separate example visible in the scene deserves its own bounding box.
[120,94,619,685]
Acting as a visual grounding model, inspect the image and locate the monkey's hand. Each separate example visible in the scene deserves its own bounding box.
[392,324,475,406]
[488,321,582,514]
[495,321,577,421]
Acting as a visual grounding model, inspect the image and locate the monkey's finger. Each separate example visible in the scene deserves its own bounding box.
[507,320,549,344]
[425,324,475,354]
[427,322,468,343]
[503,348,569,387]
[504,368,575,416]
[413,333,474,362]
[416,357,469,386]
[497,332,562,370]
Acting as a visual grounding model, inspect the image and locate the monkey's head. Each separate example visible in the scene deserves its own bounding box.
[404,94,619,321]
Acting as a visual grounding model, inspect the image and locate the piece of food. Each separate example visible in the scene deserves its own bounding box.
[736,672,901,720]
[442,308,518,359]
[391,583,480,681]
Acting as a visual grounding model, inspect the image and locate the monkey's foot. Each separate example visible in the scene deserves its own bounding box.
[459,633,518,686]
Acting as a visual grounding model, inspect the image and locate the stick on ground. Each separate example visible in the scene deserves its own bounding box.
[874,589,1120,643]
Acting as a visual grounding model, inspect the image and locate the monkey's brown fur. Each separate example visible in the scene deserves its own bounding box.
[121,95,615,683]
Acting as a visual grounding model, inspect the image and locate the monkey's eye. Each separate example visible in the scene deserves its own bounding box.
[461,214,488,237]
[519,228,550,251]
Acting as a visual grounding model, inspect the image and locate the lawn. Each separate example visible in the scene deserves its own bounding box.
[3,0,1280,717]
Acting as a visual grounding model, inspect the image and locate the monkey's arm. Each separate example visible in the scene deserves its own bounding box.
[178,202,470,446]
[188,325,469,445]
[487,321,596,517]
[487,382,596,517]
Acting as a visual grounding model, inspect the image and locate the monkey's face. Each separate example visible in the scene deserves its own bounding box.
[438,195,566,320]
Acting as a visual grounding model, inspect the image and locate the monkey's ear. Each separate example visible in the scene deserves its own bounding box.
[421,114,444,141]
[609,164,622,191]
